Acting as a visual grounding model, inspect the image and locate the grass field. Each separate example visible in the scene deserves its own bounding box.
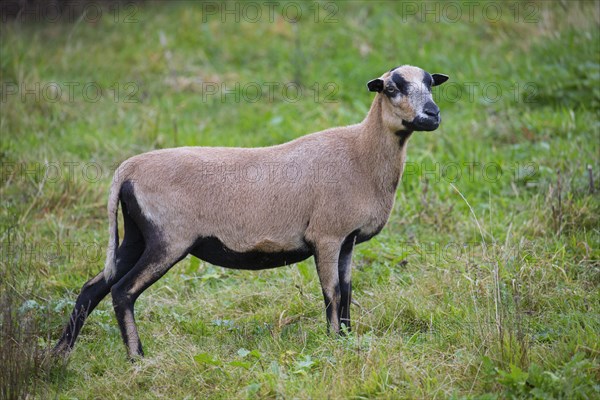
[1,1,599,398]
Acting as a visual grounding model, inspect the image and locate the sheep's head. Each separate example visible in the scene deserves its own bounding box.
[367,65,448,132]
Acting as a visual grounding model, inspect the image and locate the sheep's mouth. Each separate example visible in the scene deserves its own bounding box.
[402,115,441,132]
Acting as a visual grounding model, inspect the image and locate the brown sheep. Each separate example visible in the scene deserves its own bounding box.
[54,65,449,359]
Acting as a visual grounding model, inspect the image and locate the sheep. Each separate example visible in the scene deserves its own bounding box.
[53,65,449,359]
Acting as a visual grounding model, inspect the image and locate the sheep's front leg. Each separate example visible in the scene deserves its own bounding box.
[338,238,354,333]
[313,239,343,334]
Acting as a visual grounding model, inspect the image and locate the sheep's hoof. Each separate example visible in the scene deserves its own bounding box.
[50,341,71,358]
[339,323,352,336]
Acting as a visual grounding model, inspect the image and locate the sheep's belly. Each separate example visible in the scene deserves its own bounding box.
[189,236,313,270]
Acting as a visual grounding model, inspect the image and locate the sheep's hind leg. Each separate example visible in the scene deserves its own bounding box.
[110,245,188,360]
[53,210,144,355]
[53,271,113,355]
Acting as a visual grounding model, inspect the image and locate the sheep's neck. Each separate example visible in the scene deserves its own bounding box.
[360,95,411,194]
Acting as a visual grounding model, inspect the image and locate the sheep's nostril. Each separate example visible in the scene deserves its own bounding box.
[423,102,440,118]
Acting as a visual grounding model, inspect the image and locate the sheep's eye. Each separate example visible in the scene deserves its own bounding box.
[385,86,398,95]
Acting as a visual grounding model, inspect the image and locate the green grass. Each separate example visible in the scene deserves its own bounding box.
[1,1,599,398]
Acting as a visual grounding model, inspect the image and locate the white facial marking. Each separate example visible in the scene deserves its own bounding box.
[408,80,432,120]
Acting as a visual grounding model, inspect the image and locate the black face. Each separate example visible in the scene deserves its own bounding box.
[402,100,441,131]
[401,72,442,131]
[367,67,449,132]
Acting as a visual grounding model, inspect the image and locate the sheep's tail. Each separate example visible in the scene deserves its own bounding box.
[103,169,124,282]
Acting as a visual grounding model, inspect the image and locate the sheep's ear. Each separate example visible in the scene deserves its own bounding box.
[431,74,449,86]
[367,78,384,92]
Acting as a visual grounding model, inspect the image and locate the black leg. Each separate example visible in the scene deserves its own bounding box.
[338,237,354,332]
[53,271,112,354]
[111,246,187,360]
[53,205,144,355]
